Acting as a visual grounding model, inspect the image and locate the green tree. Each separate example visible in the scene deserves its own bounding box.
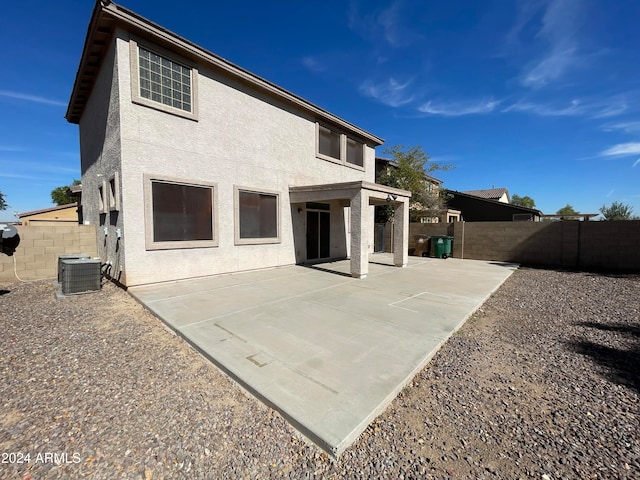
[511,194,536,208]
[599,201,636,220]
[0,191,6,211]
[556,204,578,216]
[51,179,81,206]
[376,145,453,222]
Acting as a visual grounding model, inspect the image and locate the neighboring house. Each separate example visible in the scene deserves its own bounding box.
[446,190,541,221]
[18,203,79,226]
[65,1,410,286]
[375,157,459,223]
[463,188,510,204]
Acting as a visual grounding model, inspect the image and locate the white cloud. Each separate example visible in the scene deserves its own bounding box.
[513,0,585,88]
[301,56,325,73]
[504,96,628,118]
[0,172,40,180]
[591,97,629,119]
[0,145,25,152]
[602,121,640,134]
[633,158,640,168]
[359,78,415,107]
[0,90,66,107]
[522,47,579,88]
[600,142,640,157]
[418,98,500,117]
[503,98,584,116]
[348,0,420,48]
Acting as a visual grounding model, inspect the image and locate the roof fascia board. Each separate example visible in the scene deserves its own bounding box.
[65,1,112,121]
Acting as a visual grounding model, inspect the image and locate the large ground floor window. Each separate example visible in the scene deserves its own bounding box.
[144,174,218,250]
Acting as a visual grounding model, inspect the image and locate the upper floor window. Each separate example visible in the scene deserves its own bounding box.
[318,126,341,160]
[346,137,363,167]
[130,39,199,121]
[138,47,192,112]
[316,124,365,170]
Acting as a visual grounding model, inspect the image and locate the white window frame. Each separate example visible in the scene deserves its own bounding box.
[315,123,366,171]
[130,38,199,121]
[143,174,218,251]
[234,186,281,245]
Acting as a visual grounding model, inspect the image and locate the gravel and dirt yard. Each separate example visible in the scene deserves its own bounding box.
[1,267,638,479]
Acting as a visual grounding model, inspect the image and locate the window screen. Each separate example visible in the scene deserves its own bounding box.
[239,191,278,239]
[318,126,341,159]
[152,182,213,242]
[346,138,363,166]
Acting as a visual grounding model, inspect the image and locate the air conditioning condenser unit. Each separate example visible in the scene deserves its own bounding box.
[57,254,90,283]
[61,259,101,295]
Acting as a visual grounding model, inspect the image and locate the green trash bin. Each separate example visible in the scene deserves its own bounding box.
[430,235,453,259]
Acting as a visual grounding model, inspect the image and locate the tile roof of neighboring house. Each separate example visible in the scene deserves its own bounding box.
[17,203,78,218]
[66,1,383,146]
[462,188,510,201]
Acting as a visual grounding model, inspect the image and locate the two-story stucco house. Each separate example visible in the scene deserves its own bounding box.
[65,1,410,287]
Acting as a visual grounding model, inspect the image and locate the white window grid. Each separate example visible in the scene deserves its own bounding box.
[138,47,192,112]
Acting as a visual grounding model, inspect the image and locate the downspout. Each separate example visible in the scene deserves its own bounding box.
[461,221,465,259]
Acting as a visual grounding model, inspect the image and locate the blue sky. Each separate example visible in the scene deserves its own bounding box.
[1,0,639,221]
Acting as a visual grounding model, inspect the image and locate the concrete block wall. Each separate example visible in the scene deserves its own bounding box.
[578,221,640,271]
[408,223,453,256]
[0,225,98,282]
[454,221,564,266]
[409,220,640,272]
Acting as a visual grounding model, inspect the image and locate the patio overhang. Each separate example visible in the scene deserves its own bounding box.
[289,181,411,278]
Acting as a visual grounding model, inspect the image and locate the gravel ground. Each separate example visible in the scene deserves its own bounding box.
[1,267,639,479]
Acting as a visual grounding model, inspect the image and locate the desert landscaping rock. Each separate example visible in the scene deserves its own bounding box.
[1,267,638,479]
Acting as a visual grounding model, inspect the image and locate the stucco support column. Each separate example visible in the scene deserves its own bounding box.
[350,189,369,278]
[393,199,409,267]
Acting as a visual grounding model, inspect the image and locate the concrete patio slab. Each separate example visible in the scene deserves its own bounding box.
[129,255,517,456]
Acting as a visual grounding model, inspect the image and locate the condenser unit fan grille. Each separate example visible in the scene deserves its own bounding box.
[57,254,90,283]
[61,259,101,295]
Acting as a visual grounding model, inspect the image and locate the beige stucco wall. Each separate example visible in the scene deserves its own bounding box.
[79,32,377,286]
[79,37,125,283]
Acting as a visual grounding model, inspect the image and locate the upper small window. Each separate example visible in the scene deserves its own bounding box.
[346,137,363,167]
[316,123,365,170]
[130,39,199,121]
[138,47,192,112]
[318,126,341,160]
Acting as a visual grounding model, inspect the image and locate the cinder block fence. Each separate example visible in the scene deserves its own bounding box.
[410,220,640,272]
[0,225,98,282]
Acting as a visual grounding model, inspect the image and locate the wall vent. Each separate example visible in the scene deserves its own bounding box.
[58,254,90,283]
[61,259,101,295]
